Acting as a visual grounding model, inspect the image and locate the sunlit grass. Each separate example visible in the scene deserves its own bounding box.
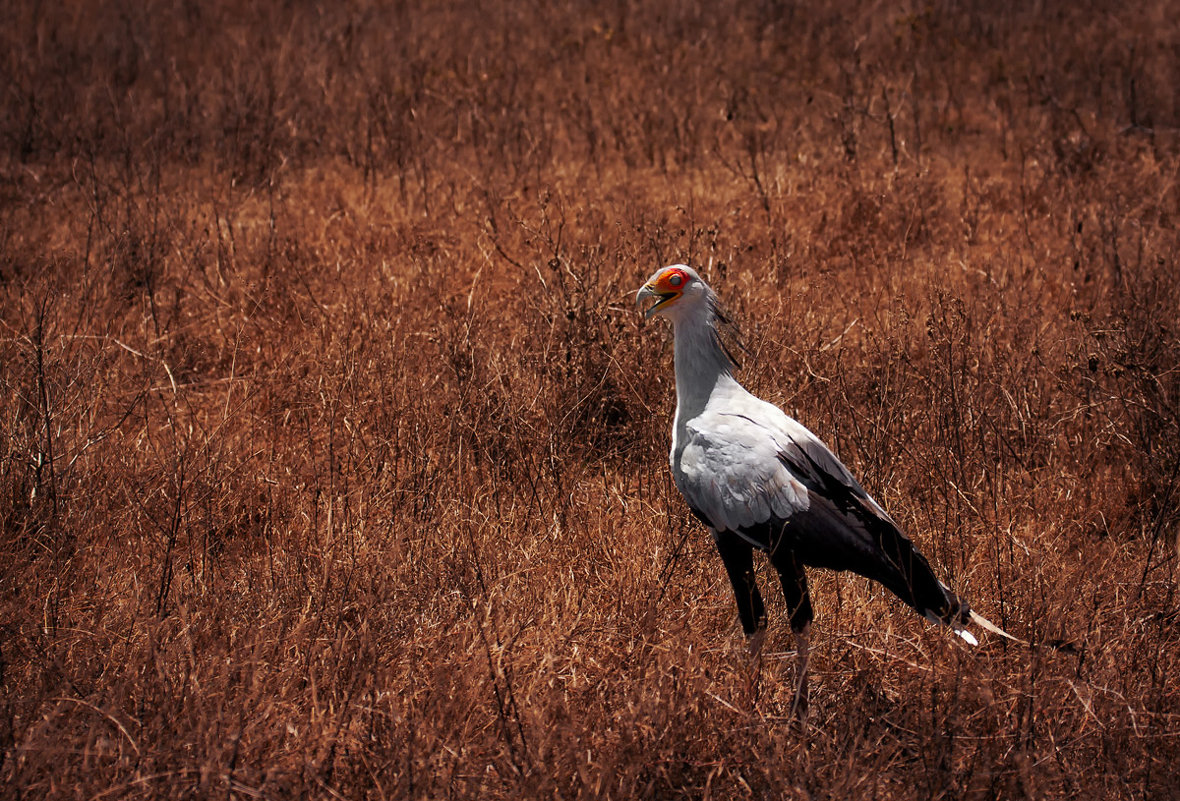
[2,1,1178,798]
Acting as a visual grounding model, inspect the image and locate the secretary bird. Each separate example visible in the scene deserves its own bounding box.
[636,264,1016,710]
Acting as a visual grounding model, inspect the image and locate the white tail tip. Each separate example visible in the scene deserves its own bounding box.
[926,610,980,645]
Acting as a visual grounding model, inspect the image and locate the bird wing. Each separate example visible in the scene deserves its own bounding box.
[673,397,815,535]
[675,397,968,625]
[771,413,901,532]
[674,391,883,532]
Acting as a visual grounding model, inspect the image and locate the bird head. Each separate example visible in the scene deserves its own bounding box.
[636,264,707,321]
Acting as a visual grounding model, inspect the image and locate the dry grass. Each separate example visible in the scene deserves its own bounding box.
[2,1,1179,798]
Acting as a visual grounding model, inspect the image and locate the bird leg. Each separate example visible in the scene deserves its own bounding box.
[746,621,768,657]
[771,547,814,718]
[790,623,811,718]
[714,531,767,647]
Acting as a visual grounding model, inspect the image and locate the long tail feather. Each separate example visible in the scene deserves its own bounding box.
[968,610,1028,646]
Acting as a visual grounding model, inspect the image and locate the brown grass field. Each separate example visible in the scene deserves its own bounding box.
[3,1,1180,798]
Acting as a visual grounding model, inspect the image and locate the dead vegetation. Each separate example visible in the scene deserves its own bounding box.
[2,1,1179,798]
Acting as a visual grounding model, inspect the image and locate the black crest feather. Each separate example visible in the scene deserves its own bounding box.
[707,294,748,373]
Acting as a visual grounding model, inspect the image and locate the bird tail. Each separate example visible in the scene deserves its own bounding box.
[924,602,978,645]
[925,601,1027,647]
[922,581,979,645]
[930,578,1028,646]
[968,609,1028,646]
[941,618,979,646]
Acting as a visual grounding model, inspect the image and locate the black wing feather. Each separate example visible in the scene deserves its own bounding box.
[729,445,970,625]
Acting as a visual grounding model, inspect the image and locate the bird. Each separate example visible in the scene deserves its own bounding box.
[636,264,1016,710]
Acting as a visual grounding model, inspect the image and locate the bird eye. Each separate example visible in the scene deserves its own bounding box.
[669,274,683,287]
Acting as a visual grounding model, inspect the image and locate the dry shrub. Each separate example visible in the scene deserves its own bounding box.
[2,1,1179,799]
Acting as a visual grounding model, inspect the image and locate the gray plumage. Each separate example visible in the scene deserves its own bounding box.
[637,264,980,658]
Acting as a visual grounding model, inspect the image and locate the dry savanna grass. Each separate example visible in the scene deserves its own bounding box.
[2,1,1179,798]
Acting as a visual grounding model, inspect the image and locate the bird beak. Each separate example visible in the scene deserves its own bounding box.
[636,283,675,319]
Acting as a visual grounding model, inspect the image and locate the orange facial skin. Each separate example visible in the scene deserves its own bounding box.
[641,266,689,316]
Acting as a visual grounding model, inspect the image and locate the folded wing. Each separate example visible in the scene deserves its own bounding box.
[674,403,969,627]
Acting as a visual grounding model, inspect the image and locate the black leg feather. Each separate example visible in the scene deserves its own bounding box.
[714,530,766,636]
[769,543,814,633]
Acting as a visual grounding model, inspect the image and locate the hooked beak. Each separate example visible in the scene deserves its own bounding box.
[636,283,676,319]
